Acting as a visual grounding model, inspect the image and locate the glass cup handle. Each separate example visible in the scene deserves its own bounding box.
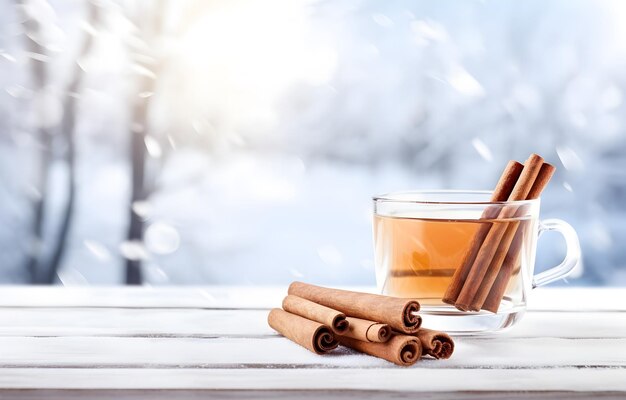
[532,218,581,288]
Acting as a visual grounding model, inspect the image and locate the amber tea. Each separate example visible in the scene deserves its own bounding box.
[373,214,530,306]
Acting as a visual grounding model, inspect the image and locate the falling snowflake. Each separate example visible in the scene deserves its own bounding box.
[119,240,150,261]
[25,52,51,62]
[79,20,98,36]
[144,135,162,158]
[57,268,89,286]
[411,20,448,45]
[167,134,177,150]
[83,240,111,261]
[132,200,153,219]
[0,52,16,62]
[447,66,485,97]
[5,85,32,98]
[471,138,493,162]
[289,268,304,278]
[24,184,42,200]
[317,244,343,267]
[563,182,573,192]
[556,146,584,171]
[144,264,170,283]
[132,64,156,79]
[371,13,394,28]
[145,222,180,255]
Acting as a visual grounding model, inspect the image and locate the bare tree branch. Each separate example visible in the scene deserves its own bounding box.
[18,0,52,283]
[125,0,166,284]
[42,1,100,284]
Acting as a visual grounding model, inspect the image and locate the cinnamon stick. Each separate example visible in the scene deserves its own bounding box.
[417,328,455,359]
[465,220,520,311]
[282,295,349,334]
[288,281,421,334]
[467,162,555,311]
[338,334,422,366]
[480,221,528,312]
[455,154,544,311]
[481,162,556,313]
[342,316,391,343]
[467,161,555,311]
[442,160,524,305]
[268,308,338,355]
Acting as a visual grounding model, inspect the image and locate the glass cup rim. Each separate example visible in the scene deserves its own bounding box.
[372,189,540,206]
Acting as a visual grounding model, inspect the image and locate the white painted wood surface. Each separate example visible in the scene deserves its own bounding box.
[0,286,625,399]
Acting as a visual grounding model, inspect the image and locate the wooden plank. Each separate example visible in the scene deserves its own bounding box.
[0,368,624,392]
[0,336,624,368]
[0,286,284,309]
[1,308,625,339]
[499,311,626,339]
[0,308,272,338]
[2,389,626,400]
[0,286,624,311]
[528,288,626,312]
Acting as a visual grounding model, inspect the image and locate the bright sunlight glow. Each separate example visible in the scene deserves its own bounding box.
[175,1,337,131]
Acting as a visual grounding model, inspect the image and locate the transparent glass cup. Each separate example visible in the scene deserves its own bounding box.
[372,190,581,335]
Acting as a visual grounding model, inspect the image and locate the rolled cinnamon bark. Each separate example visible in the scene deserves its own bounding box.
[480,221,528,312]
[288,281,421,334]
[268,308,338,355]
[481,162,556,313]
[464,164,552,312]
[455,154,544,311]
[417,328,454,359]
[465,161,555,311]
[341,316,391,343]
[282,295,349,334]
[442,160,524,305]
[465,219,519,311]
[338,334,422,366]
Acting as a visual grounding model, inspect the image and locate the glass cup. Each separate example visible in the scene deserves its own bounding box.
[372,190,581,335]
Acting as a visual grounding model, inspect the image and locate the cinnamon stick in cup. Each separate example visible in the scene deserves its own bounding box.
[268,308,338,355]
[338,334,422,366]
[465,220,520,311]
[417,328,454,359]
[282,295,349,334]
[481,162,556,313]
[455,154,545,311]
[464,161,555,311]
[442,160,524,305]
[341,317,391,343]
[480,221,529,312]
[288,281,421,334]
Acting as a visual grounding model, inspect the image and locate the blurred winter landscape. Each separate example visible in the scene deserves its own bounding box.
[0,0,625,286]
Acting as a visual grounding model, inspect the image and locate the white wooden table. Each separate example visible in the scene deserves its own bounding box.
[0,286,625,399]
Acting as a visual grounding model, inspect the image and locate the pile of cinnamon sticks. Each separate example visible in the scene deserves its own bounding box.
[268,282,454,366]
[443,153,555,312]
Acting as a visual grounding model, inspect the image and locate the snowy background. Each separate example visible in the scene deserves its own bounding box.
[1,0,625,286]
